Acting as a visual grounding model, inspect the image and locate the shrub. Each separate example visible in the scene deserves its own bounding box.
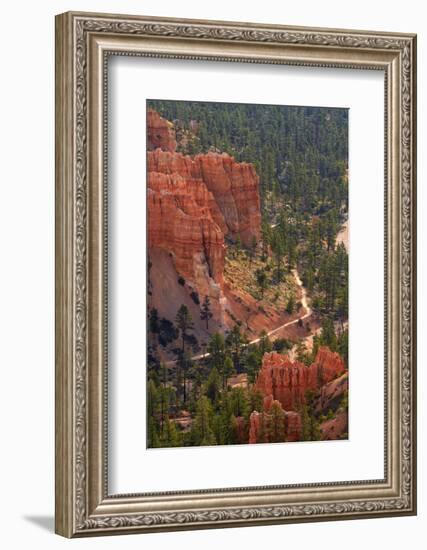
[190,291,200,305]
[273,338,291,353]
[158,318,178,347]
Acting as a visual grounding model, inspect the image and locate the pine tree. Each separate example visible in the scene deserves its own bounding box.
[223,356,235,388]
[191,396,216,446]
[148,416,160,448]
[249,387,264,413]
[207,332,225,372]
[226,325,243,371]
[258,330,272,356]
[271,231,285,282]
[159,362,169,435]
[217,393,233,445]
[160,418,181,447]
[229,414,240,445]
[286,294,295,314]
[261,220,272,262]
[205,367,221,404]
[147,379,159,418]
[296,341,310,366]
[300,390,321,441]
[269,401,286,443]
[246,351,261,384]
[175,304,194,355]
[149,308,160,340]
[257,412,269,443]
[255,268,268,300]
[179,350,192,404]
[249,236,258,264]
[231,387,249,419]
[320,317,337,351]
[337,328,348,368]
[175,305,194,403]
[200,295,213,330]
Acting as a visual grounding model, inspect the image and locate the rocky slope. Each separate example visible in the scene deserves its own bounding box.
[314,371,348,416]
[320,410,348,440]
[147,110,261,334]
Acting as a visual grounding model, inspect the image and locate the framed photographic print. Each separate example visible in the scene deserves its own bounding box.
[55,11,417,537]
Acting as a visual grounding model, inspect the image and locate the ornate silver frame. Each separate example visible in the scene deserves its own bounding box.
[55,11,417,537]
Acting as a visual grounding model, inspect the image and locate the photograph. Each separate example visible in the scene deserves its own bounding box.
[53,9,416,538]
[146,100,349,448]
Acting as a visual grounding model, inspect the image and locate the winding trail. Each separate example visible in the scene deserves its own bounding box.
[248,269,311,344]
[163,219,348,367]
[165,268,312,366]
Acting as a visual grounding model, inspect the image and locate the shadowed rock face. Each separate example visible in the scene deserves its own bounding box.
[314,372,348,416]
[320,410,348,440]
[147,110,261,331]
[195,152,261,246]
[254,347,346,412]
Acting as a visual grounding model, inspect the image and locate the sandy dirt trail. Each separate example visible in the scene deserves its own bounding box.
[165,268,312,365]
[249,269,311,344]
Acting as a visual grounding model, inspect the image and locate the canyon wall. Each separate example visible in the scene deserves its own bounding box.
[147,110,261,331]
[148,172,225,287]
[148,148,261,246]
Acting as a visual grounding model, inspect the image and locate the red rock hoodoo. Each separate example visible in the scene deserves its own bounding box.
[249,411,264,444]
[285,411,303,442]
[147,109,177,152]
[254,347,346,412]
[248,406,302,444]
[234,416,246,444]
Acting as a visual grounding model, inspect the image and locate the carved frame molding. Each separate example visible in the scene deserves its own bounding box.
[55,11,416,537]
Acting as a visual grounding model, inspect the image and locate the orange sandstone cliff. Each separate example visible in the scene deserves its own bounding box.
[147,148,261,245]
[147,110,261,333]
